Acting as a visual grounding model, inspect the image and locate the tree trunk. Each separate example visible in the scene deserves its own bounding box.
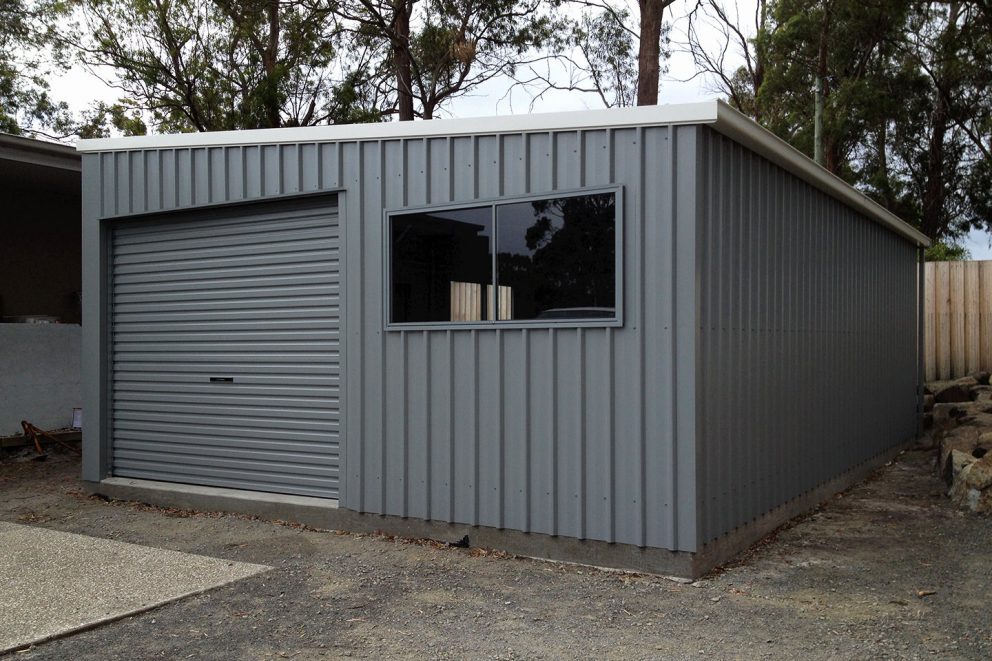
[921,2,960,240]
[922,85,950,240]
[264,0,281,128]
[393,0,414,121]
[875,122,893,209]
[752,0,768,123]
[814,76,824,165]
[636,0,664,106]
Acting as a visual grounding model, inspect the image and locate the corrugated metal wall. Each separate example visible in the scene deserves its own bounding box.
[82,125,701,552]
[695,128,919,545]
[343,127,700,552]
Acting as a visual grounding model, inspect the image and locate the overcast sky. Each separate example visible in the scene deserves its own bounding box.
[48,1,750,121]
[45,0,991,257]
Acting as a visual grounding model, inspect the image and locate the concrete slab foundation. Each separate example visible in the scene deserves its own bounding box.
[0,522,270,654]
[87,441,907,579]
[90,477,696,577]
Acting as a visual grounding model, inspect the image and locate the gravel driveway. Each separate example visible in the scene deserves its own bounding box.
[1,446,990,659]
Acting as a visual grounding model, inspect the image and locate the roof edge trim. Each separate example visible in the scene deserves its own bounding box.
[74,99,928,247]
[75,101,719,153]
[0,133,81,171]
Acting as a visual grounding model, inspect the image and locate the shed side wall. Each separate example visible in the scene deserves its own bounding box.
[695,127,919,546]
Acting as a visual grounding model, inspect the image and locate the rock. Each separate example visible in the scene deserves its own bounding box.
[923,394,935,412]
[956,376,979,388]
[932,403,963,427]
[924,384,934,395]
[963,456,992,491]
[914,429,938,450]
[949,458,992,514]
[945,450,976,494]
[972,371,991,386]
[934,384,973,404]
[938,428,983,480]
[949,449,977,479]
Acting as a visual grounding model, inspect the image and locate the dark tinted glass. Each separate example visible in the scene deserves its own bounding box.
[495,192,616,321]
[390,207,493,323]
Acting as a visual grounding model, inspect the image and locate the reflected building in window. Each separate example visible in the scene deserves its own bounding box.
[389,191,617,325]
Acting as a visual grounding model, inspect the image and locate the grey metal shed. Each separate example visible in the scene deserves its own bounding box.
[78,101,929,576]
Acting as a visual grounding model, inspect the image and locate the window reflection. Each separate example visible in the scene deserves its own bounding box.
[496,193,616,320]
[389,191,617,325]
[390,207,492,323]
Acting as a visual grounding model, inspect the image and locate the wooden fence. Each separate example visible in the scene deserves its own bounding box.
[924,260,992,381]
[449,281,513,321]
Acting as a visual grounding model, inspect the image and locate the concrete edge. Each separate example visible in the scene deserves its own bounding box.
[88,441,910,580]
[1,565,270,656]
[86,478,695,578]
[97,476,338,512]
[691,439,913,576]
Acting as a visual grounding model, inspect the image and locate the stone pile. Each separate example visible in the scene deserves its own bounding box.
[926,371,992,514]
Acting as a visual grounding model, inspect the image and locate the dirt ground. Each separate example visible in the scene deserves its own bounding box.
[1,447,990,660]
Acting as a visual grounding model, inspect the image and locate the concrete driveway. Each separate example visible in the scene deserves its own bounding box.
[1,447,990,659]
[0,522,268,654]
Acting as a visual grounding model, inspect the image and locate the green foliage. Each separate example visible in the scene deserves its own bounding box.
[338,0,562,119]
[569,6,638,107]
[69,0,387,132]
[75,102,148,139]
[0,0,73,137]
[925,241,971,262]
[514,2,672,109]
[725,0,992,244]
[757,0,911,170]
[61,0,560,130]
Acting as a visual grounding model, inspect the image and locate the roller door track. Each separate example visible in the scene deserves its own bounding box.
[109,198,341,499]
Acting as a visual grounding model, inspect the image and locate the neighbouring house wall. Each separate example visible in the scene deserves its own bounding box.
[0,181,82,324]
[0,324,81,435]
[694,127,919,546]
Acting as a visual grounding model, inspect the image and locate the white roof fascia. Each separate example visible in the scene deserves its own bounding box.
[75,99,928,247]
[75,101,719,152]
[711,102,930,247]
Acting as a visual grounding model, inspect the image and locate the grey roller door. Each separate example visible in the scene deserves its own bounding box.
[110,197,341,499]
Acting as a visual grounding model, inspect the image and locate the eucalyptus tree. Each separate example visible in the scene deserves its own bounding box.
[70,0,385,132]
[0,0,72,137]
[333,0,563,120]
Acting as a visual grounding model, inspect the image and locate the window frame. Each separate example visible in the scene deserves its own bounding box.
[383,185,624,330]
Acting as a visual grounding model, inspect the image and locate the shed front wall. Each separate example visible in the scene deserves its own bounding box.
[695,128,919,546]
[345,126,700,552]
[82,124,701,553]
[81,147,354,490]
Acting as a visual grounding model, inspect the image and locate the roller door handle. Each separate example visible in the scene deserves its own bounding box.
[209,377,234,383]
